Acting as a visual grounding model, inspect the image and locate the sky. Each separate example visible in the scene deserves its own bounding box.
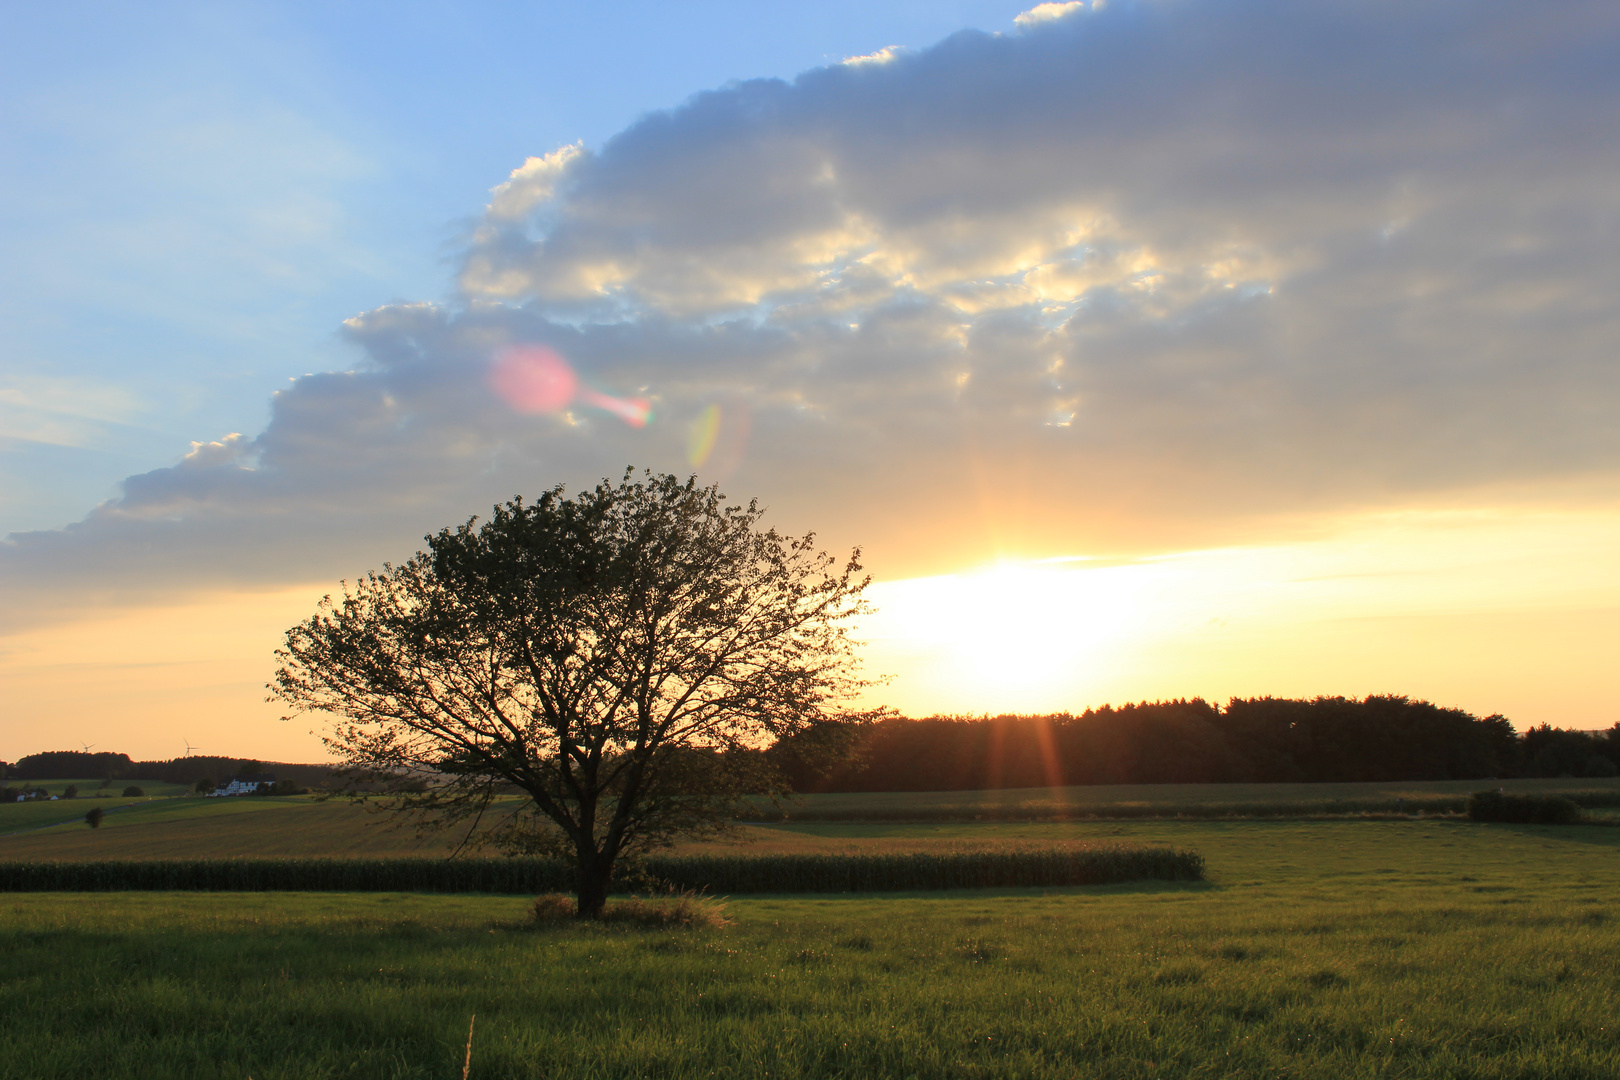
[3,0,1618,763]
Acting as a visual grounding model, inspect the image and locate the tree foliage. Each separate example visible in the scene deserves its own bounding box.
[771,697,1584,792]
[270,471,871,916]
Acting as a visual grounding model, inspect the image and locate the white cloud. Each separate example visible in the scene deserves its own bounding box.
[842,46,903,66]
[483,142,586,224]
[5,0,1620,630]
[1014,2,1090,30]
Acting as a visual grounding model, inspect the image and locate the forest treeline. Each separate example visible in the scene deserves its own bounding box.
[6,697,1618,793]
[767,697,1620,791]
[0,753,335,788]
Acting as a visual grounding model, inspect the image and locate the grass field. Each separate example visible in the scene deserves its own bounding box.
[5,777,1618,864]
[2,777,193,798]
[745,776,1620,821]
[2,817,1617,1079]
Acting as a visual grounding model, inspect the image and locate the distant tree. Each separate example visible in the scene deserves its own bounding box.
[12,751,134,781]
[61,784,78,799]
[271,471,871,917]
[235,760,263,777]
[194,778,216,794]
[121,786,144,798]
[84,807,105,828]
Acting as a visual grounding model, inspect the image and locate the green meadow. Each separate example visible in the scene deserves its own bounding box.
[2,806,1618,1078]
[5,776,1617,863]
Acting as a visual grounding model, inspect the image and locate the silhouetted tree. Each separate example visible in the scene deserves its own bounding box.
[271,471,871,917]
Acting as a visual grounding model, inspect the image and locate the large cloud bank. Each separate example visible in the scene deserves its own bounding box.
[6,0,1619,626]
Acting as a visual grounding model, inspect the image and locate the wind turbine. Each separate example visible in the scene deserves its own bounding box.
[80,741,96,752]
[183,739,199,757]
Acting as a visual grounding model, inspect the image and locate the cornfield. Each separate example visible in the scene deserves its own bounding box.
[0,846,1202,894]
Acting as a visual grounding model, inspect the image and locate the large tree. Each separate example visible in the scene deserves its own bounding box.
[270,470,871,916]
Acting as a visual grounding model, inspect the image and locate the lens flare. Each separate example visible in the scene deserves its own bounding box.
[688,403,722,466]
[490,345,576,413]
[686,400,751,476]
[581,388,652,428]
[489,344,651,427]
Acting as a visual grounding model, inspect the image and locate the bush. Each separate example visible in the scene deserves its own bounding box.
[1582,755,1618,778]
[1468,790,1582,824]
[530,891,732,928]
[62,785,77,799]
[601,893,732,928]
[530,893,576,921]
[121,786,144,798]
[194,778,216,794]
[84,808,104,829]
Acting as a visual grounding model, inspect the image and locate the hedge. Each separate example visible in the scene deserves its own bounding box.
[1467,790,1583,824]
[0,847,1202,894]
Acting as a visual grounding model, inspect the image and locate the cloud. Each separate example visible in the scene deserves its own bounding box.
[5,0,1620,630]
[842,46,904,67]
[481,142,586,225]
[1014,3,1091,30]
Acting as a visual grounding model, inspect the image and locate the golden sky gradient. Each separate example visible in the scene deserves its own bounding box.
[6,498,1614,762]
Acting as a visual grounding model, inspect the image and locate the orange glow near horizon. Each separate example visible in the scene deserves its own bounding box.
[857,505,1620,727]
[2,503,1617,763]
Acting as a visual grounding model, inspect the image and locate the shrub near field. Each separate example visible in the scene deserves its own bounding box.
[0,818,1616,1080]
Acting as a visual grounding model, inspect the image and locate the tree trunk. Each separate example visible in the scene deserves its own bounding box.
[575,857,612,919]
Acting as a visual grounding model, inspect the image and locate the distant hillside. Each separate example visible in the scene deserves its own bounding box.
[4,752,336,788]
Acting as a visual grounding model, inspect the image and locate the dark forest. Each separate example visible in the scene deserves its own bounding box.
[7,696,1618,793]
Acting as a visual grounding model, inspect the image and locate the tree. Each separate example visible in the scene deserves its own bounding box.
[270,470,872,917]
[85,807,104,828]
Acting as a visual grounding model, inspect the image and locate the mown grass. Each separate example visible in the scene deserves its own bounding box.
[1,819,1616,1079]
[0,795,466,860]
[747,776,1620,822]
[7,777,1619,864]
[1,777,192,799]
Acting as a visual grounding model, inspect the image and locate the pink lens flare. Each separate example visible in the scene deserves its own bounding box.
[490,345,577,413]
[580,388,652,428]
[489,344,652,427]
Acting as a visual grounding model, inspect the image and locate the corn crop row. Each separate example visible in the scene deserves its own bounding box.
[0,846,1202,894]
[638,848,1204,893]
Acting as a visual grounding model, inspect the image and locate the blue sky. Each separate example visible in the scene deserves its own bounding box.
[1,0,1029,533]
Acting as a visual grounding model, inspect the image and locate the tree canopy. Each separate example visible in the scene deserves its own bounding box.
[270,470,871,916]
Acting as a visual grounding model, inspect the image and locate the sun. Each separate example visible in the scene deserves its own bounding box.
[861,558,1148,709]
